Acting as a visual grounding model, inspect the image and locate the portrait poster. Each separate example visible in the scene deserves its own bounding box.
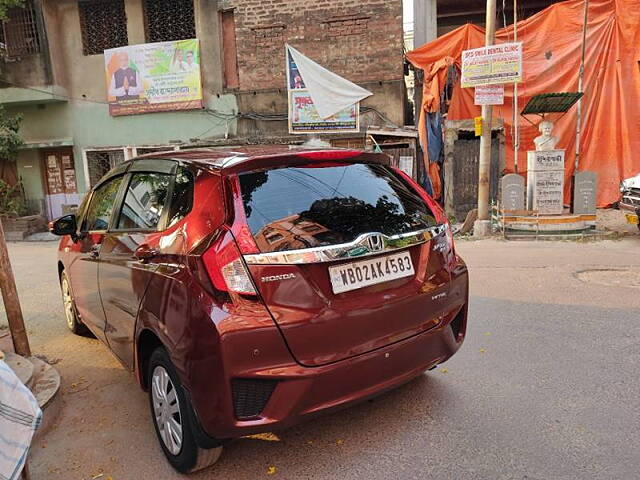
[105,39,203,116]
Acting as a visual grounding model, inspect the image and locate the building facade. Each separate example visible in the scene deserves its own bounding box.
[0,0,405,220]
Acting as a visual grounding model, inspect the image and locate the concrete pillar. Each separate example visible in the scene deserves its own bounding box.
[412,0,437,132]
[125,0,146,45]
[194,0,224,95]
[413,0,437,49]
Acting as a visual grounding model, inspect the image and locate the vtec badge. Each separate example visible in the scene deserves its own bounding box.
[261,273,296,283]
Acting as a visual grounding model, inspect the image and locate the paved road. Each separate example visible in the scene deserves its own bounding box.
[2,238,639,479]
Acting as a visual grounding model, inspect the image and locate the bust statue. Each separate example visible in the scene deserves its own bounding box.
[533,120,559,151]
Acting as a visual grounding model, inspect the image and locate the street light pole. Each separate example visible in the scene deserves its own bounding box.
[0,220,31,357]
[474,0,497,237]
[575,0,589,171]
[513,0,519,173]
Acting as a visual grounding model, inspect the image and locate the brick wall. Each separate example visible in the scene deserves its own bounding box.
[226,0,404,92]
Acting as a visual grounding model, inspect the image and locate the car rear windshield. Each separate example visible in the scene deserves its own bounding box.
[238,163,437,253]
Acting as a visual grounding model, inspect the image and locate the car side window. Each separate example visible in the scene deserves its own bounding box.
[116,172,172,231]
[166,167,194,228]
[83,176,125,232]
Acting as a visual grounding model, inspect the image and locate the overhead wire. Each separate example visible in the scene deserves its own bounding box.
[4,79,401,143]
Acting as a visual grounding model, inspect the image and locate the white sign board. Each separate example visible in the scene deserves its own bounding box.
[462,42,522,88]
[474,85,505,105]
[398,156,414,178]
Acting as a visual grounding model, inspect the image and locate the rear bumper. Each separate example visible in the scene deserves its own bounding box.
[190,261,468,441]
[260,309,465,424]
[208,307,465,440]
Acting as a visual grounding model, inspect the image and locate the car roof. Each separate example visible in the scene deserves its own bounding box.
[132,145,389,172]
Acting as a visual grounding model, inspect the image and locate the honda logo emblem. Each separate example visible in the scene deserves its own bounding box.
[366,234,384,252]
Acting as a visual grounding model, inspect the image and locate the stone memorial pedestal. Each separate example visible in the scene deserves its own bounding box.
[572,171,598,215]
[527,150,565,215]
[501,174,525,211]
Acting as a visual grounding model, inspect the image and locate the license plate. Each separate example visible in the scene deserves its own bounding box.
[329,251,415,294]
[626,213,639,225]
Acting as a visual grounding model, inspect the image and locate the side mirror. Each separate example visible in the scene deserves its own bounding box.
[49,214,78,237]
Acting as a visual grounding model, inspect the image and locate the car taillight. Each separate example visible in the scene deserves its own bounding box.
[226,176,259,255]
[202,231,257,296]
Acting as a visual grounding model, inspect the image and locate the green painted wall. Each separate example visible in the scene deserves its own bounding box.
[4,0,236,207]
[9,94,237,196]
[16,150,44,201]
[69,94,237,149]
[8,103,72,143]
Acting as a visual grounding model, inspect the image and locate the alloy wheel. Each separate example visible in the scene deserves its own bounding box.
[61,277,75,330]
[151,366,183,456]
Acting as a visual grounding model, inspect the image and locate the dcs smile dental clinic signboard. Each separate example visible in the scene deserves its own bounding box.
[461,42,522,88]
[104,39,203,116]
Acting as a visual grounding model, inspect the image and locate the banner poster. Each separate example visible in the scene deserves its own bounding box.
[461,42,522,88]
[105,39,203,116]
[286,50,359,134]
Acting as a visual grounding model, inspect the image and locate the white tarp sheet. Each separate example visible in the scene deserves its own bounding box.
[286,44,372,119]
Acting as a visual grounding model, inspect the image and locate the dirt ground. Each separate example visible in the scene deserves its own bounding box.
[1,235,640,479]
[596,207,639,235]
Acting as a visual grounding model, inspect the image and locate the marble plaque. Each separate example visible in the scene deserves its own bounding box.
[572,171,597,215]
[501,174,525,211]
[527,170,565,215]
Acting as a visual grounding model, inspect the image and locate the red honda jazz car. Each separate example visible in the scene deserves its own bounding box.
[50,147,468,473]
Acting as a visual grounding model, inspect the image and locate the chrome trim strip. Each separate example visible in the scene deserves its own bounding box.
[243,225,447,265]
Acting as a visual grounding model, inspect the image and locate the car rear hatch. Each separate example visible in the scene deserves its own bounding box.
[223,151,455,367]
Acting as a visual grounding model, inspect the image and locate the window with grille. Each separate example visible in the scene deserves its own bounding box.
[78,0,128,56]
[143,0,195,43]
[86,149,125,188]
[1,1,40,57]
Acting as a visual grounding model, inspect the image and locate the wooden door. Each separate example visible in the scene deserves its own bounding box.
[41,148,79,219]
[451,135,500,219]
[43,149,77,195]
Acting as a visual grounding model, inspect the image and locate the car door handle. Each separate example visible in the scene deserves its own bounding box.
[134,245,159,263]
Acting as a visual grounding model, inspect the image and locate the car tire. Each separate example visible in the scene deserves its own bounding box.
[147,347,223,473]
[60,271,89,336]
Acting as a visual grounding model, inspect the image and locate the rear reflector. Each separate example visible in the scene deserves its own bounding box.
[450,308,465,340]
[231,378,278,420]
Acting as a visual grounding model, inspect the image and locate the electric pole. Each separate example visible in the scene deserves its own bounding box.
[0,220,31,357]
[474,0,497,237]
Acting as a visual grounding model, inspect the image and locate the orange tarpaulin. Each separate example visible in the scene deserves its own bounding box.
[406,0,640,207]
